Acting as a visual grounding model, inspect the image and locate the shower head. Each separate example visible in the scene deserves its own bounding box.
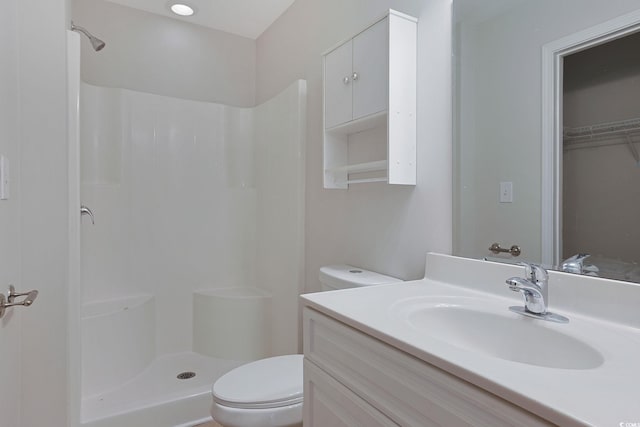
[71,21,106,51]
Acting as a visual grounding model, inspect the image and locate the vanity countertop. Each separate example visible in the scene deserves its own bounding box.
[301,253,640,427]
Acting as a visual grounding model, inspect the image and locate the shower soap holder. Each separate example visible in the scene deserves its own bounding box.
[0,285,39,319]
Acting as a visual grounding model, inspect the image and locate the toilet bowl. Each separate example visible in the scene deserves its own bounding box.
[211,355,303,427]
[210,265,401,427]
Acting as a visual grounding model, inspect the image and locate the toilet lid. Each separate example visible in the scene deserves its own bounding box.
[213,354,304,409]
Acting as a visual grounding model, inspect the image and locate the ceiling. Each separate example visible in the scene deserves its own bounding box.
[102,0,296,39]
[454,0,528,24]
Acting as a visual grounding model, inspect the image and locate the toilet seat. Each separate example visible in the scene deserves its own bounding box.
[213,354,303,410]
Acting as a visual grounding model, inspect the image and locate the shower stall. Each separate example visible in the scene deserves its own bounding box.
[68,36,306,426]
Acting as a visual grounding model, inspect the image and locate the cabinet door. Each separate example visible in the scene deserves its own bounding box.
[352,18,389,121]
[324,40,353,129]
[304,359,399,427]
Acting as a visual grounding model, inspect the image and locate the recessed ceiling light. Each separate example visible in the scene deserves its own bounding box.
[170,3,195,16]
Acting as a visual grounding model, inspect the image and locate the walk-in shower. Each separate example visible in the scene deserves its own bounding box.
[67,25,307,427]
[75,80,306,427]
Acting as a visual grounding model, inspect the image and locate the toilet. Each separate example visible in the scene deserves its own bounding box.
[210,265,402,427]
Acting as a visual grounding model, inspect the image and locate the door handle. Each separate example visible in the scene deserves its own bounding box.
[0,285,39,319]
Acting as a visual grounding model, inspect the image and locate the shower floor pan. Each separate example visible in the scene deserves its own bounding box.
[81,352,244,427]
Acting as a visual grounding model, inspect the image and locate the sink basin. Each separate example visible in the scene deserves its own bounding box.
[392,297,604,370]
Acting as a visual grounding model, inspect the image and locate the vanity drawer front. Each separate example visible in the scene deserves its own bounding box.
[304,359,400,427]
[303,307,553,427]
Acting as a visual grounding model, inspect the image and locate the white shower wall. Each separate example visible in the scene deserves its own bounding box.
[254,83,306,354]
[80,80,305,357]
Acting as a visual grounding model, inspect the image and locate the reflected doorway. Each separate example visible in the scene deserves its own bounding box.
[562,33,640,281]
[542,12,640,282]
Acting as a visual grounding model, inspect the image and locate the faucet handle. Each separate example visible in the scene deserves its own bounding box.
[517,262,534,280]
[518,262,547,283]
[530,264,548,283]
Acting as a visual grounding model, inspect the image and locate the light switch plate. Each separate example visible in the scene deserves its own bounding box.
[0,156,8,200]
[499,181,512,203]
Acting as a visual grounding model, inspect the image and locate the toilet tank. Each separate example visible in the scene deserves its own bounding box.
[319,265,402,291]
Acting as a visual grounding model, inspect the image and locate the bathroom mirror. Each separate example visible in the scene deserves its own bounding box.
[453,0,640,283]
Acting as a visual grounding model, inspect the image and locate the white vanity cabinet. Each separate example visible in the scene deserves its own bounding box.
[303,307,553,427]
[323,10,417,189]
[304,360,399,427]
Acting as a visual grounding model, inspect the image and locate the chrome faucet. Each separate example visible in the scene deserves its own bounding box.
[506,263,568,323]
[506,263,548,314]
[561,253,590,274]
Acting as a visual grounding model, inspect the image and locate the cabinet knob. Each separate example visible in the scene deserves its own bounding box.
[342,76,350,85]
[352,72,359,81]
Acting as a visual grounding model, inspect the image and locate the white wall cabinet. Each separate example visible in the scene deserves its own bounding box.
[324,40,354,129]
[323,10,417,189]
[303,308,554,426]
[324,19,388,129]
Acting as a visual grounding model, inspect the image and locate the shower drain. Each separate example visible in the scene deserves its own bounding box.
[177,371,196,380]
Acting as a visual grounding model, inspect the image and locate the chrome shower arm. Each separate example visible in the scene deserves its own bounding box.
[70,21,106,51]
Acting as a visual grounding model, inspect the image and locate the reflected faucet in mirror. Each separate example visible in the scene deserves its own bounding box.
[561,253,595,275]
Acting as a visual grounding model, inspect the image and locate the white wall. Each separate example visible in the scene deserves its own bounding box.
[73,0,256,107]
[18,0,71,425]
[0,0,22,425]
[257,0,454,290]
[454,0,640,264]
[254,80,306,355]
